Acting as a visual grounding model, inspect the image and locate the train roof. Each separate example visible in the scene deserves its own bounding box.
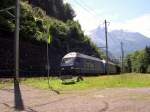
[102,60,116,65]
[63,52,102,62]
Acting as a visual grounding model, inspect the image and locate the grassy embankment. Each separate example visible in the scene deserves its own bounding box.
[0,82,2,89]
[22,73,150,91]
[0,79,14,89]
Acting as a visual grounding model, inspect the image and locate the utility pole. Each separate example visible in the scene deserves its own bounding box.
[104,20,109,74]
[46,25,50,88]
[121,42,124,73]
[47,38,50,87]
[14,0,20,82]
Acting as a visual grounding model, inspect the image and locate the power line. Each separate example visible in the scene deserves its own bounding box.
[72,0,107,31]
[77,0,101,17]
[73,0,103,22]
[72,0,123,66]
[73,0,95,16]
[102,22,121,60]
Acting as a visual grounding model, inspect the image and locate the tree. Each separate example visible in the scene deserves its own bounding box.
[29,0,75,22]
[63,3,75,22]
[147,65,150,73]
[125,46,150,73]
[0,0,14,9]
[145,46,150,72]
[127,58,132,73]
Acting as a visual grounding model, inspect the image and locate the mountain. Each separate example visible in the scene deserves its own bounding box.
[89,27,150,58]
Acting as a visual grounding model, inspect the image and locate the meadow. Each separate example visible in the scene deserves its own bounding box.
[21,73,150,91]
[0,73,150,90]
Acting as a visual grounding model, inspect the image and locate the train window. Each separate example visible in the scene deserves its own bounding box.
[62,58,74,64]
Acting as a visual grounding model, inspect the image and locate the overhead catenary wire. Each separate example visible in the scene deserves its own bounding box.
[73,0,96,17]
[73,0,103,25]
[72,0,111,37]
[99,22,119,61]
[75,0,101,17]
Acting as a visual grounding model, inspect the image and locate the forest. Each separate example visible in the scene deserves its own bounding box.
[0,0,102,57]
[124,46,150,73]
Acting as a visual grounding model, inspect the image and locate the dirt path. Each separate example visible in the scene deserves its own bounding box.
[1,85,150,112]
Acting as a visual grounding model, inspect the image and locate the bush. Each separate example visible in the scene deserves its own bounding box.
[147,65,150,73]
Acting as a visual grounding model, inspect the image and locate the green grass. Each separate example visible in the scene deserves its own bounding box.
[0,82,2,89]
[22,73,150,91]
[0,79,13,89]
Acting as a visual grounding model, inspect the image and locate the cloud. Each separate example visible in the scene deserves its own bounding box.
[73,5,103,34]
[109,14,150,38]
[65,0,150,38]
[70,3,120,35]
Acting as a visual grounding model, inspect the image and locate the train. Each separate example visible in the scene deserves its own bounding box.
[60,52,120,75]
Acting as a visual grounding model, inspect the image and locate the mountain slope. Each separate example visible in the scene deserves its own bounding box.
[89,27,150,57]
[0,0,102,74]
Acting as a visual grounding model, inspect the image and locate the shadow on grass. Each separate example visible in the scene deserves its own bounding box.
[14,79,24,111]
[62,81,76,85]
[48,86,60,94]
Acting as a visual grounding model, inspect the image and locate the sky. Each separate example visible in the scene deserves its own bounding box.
[64,0,150,38]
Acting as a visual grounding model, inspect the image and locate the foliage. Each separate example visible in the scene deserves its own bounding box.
[63,3,75,21]
[0,0,14,9]
[0,0,15,32]
[147,65,150,73]
[0,0,102,64]
[28,0,75,22]
[124,46,150,73]
[2,73,150,91]
[0,82,2,89]
[0,15,15,32]
[0,79,13,89]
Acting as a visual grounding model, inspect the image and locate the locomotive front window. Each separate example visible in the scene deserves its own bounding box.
[75,58,81,62]
[62,58,74,64]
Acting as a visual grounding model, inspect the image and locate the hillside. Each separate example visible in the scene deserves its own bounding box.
[0,0,102,75]
[89,27,150,58]
[29,0,75,22]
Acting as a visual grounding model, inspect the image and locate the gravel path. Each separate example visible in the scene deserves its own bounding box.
[1,84,150,112]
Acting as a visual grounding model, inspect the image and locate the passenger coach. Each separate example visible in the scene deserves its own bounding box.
[61,52,120,75]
